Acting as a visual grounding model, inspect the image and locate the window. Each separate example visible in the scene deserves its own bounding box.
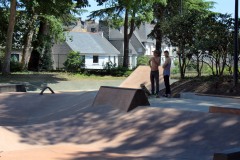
[93,56,99,63]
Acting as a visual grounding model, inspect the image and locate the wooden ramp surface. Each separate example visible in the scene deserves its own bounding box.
[119,66,164,91]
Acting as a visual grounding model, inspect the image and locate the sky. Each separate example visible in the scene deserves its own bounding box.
[211,0,236,16]
[80,0,238,20]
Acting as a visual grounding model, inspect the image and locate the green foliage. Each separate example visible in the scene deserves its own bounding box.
[171,59,180,74]
[0,49,4,60]
[103,61,117,74]
[63,51,85,72]
[173,59,179,67]
[83,66,131,77]
[42,15,65,43]
[103,61,117,70]
[0,9,9,47]
[196,13,235,76]
[152,0,214,79]
[10,55,21,72]
[109,66,131,77]
[137,55,150,66]
[40,49,53,71]
[0,50,4,71]
[102,61,131,77]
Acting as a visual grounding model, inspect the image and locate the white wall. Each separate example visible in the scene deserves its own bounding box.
[84,55,119,69]
[143,43,155,55]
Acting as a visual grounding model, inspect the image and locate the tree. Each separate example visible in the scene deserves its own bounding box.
[1,0,90,73]
[27,0,89,71]
[163,12,199,79]
[20,0,38,70]
[149,0,181,61]
[0,2,35,70]
[0,7,9,47]
[156,0,214,78]
[2,0,16,75]
[89,0,166,68]
[198,13,235,76]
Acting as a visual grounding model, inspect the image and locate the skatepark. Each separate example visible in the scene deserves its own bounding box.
[1,66,240,160]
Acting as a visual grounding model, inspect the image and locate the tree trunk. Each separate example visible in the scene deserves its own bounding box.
[123,9,129,68]
[28,20,49,71]
[196,54,200,77]
[178,45,185,79]
[2,0,17,75]
[21,14,37,70]
[154,24,163,63]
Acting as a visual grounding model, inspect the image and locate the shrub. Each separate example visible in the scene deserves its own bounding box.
[63,51,85,72]
[110,66,130,77]
[103,61,117,74]
[40,50,53,71]
[10,55,21,72]
[137,55,150,66]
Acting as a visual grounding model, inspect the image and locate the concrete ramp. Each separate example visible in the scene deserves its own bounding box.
[0,91,97,126]
[119,65,164,91]
[92,86,150,112]
[1,107,240,160]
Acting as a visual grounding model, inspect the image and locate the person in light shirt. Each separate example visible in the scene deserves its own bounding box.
[162,50,171,97]
[148,50,160,98]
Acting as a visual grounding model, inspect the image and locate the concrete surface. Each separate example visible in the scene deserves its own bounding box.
[1,66,240,160]
[1,91,240,160]
[149,96,240,113]
[24,79,124,92]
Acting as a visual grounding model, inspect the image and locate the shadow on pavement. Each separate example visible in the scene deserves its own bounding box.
[1,91,240,159]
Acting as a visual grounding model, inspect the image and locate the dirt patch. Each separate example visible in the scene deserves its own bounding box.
[159,76,240,98]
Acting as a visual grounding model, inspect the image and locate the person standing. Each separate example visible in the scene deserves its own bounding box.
[149,50,160,97]
[162,50,171,97]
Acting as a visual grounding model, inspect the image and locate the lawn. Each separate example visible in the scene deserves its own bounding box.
[0,72,126,83]
[0,72,126,91]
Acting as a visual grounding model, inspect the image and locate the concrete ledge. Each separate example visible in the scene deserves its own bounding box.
[181,92,240,103]
[196,93,240,99]
[213,148,240,160]
[209,106,240,116]
[0,84,26,93]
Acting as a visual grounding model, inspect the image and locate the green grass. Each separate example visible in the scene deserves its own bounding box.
[0,71,126,83]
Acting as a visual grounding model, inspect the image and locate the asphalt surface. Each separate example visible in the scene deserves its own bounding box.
[1,75,240,160]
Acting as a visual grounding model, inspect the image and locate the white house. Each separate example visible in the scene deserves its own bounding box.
[52,32,120,69]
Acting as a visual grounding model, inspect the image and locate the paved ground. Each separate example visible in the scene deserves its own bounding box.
[25,79,124,92]
[1,66,240,160]
[1,91,240,160]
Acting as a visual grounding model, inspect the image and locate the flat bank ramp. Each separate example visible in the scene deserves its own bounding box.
[0,91,97,126]
[119,65,164,90]
[1,107,240,160]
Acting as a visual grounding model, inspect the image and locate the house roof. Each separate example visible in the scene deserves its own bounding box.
[109,24,155,44]
[109,28,124,40]
[65,32,120,55]
[109,39,138,55]
[134,23,155,43]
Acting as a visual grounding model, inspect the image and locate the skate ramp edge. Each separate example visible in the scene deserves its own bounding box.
[209,106,240,116]
[119,65,164,90]
[92,86,150,112]
[0,84,26,93]
[213,147,240,160]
